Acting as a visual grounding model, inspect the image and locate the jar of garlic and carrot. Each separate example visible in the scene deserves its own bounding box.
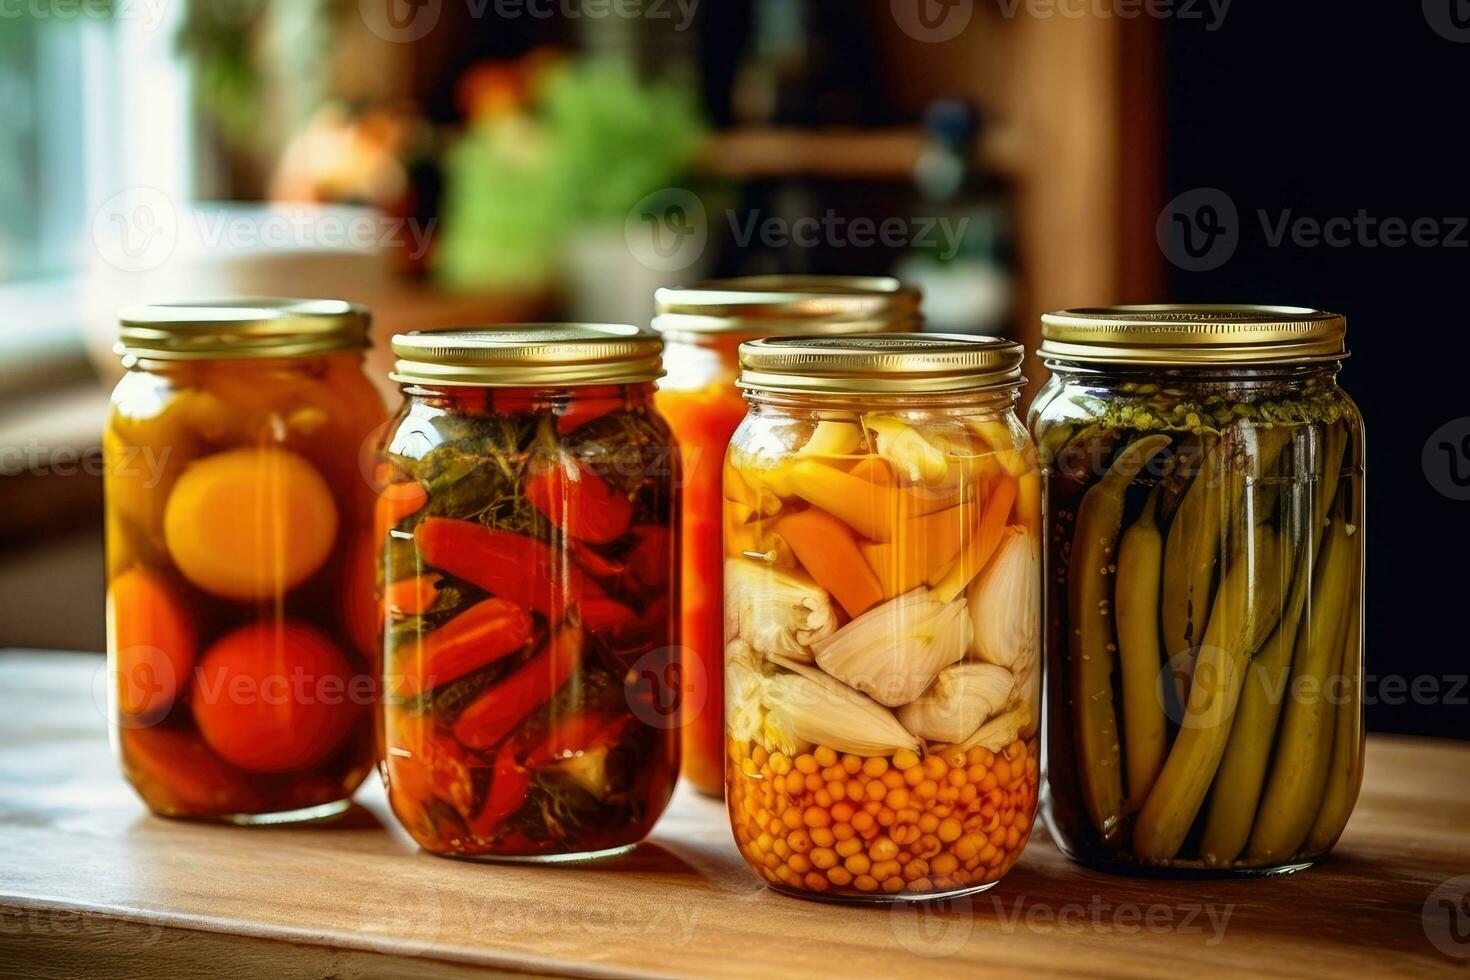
[723,334,1041,902]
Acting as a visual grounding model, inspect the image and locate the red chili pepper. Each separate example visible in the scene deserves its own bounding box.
[493,387,552,417]
[387,726,479,822]
[452,625,584,750]
[452,387,489,415]
[555,386,623,435]
[622,524,672,592]
[523,712,630,768]
[416,518,575,617]
[417,518,631,636]
[604,594,673,656]
[580,596,638,634]
[572,541,625,582]
[394,597,533,697]
[382,573,443,618]
[526,459,633,545]
[468,739,531,838]
[375,481,429,543]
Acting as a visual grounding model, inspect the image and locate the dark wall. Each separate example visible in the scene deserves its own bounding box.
[1163,4,1469,739]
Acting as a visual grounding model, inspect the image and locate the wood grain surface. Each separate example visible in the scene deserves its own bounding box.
[1,651,1466,978]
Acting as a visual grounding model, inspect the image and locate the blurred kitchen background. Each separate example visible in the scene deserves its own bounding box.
[1,1,1463,738]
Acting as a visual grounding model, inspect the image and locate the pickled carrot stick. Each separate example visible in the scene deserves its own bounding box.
[790,460,896,541]
[860,503,970,599]
[777,508,885,618]
[930,477,1017,603]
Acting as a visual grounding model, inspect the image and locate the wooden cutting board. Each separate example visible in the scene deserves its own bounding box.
[1,651,1465,978]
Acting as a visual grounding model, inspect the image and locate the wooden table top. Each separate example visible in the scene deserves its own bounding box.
[1,651,1466,978]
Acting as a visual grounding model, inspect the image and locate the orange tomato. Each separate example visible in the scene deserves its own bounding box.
[163,447,339,600]
[121,726,262,816]
[192,621,363,773]
[108,567,197,720]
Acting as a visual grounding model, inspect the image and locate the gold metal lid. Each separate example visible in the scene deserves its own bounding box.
[390,324,664,388]
[1039,305,1348,365]
[738,333,1024,395]
[117,298,370,360]
[653,276,921,337]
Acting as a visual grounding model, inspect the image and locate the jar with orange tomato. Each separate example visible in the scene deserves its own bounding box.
[652,277,918,795]
[104,300,386,822]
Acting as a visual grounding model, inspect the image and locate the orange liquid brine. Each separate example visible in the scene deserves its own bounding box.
[655,377,750,794]
[723,409,1042,899]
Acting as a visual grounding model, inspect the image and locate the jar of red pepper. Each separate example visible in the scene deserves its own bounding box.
[378,325,680,860]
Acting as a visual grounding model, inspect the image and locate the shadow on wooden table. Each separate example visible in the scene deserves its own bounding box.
[121,801,388,837]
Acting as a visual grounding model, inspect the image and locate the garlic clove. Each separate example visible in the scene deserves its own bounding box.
[799,420,864,457]
[812,588,970,707]
[761,657,920,757]
[896,662,1015,743]
[725,559,837,663]
[967,525,1039,672]
[725,638,768,746]
[863,415,950,484]
[939,702,1033,755]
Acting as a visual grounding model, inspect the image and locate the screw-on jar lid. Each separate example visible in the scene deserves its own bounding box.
[738,334,1024,395]
[117,298,370,360]
[390,324,664,387]
[1039,305,1348,365]
[653,276,921,338]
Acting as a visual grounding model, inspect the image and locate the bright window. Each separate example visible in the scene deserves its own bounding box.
[0,4,190,354]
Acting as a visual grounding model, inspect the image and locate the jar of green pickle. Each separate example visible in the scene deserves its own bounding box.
[1031,306,1364,875]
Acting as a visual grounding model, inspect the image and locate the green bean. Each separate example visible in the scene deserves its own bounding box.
[1068,434,1173,844]
[1199,432,1311,863]
[1161,433,1223,688]
[1240,426,1293,531]
[1166,423,1291,709]
[1116,485,1168,808]
[1132,522,1284,861]
[1304,587,1364,854]
[1311,422,1348,544]
[1245,512,1356,862]
[1155,434,1205,526]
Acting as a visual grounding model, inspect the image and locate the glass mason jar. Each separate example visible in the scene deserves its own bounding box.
[654,276,919,796]
[724,335,1042,901]
[104,299,386,822]
[1031,306,1365,875]
[379,326,680,860]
